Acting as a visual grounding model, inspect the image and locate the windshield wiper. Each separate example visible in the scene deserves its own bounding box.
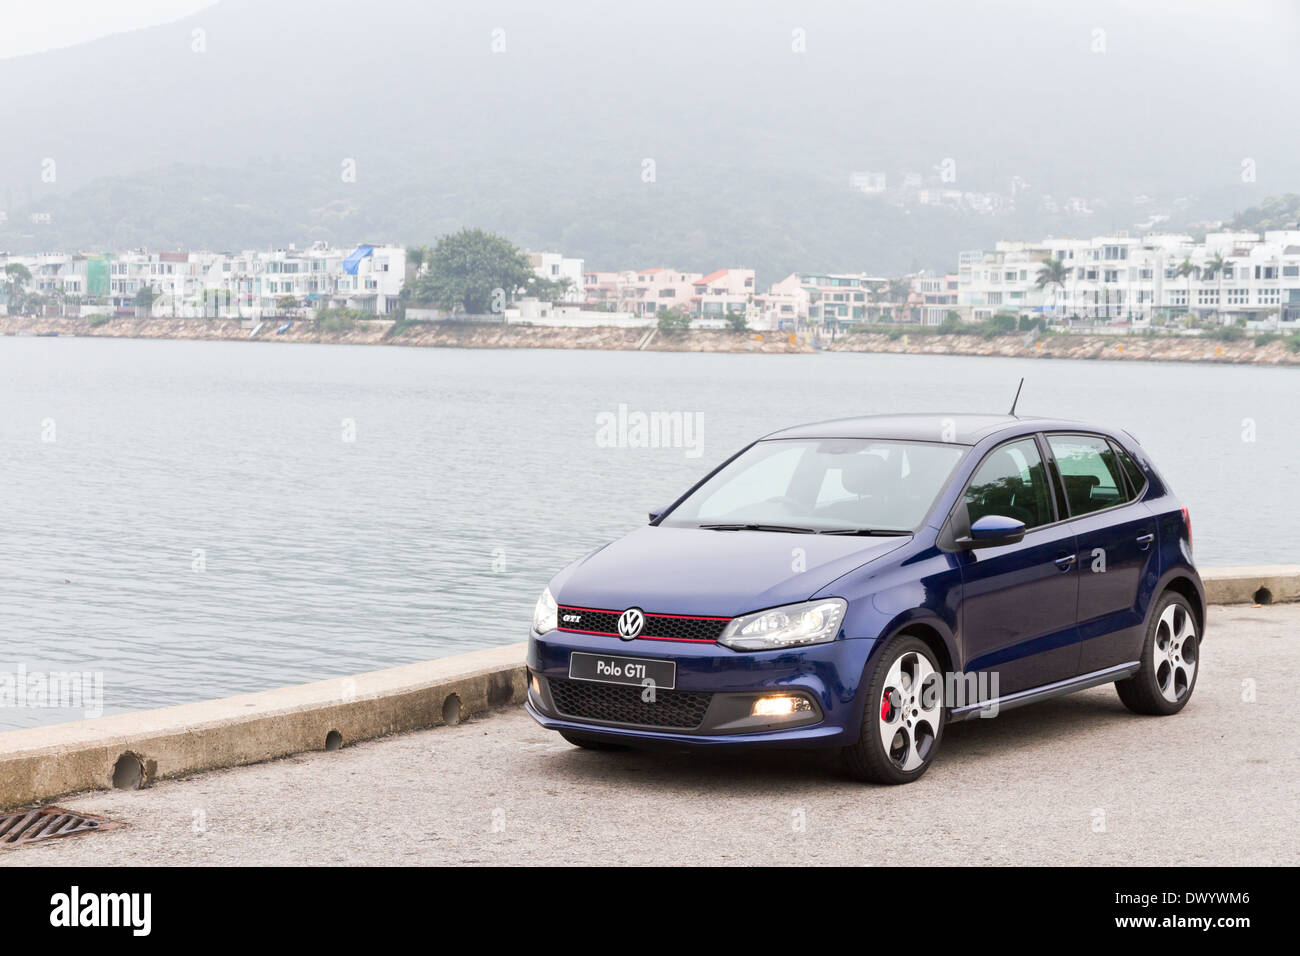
[699,523,818,534]
[819,528,912,536]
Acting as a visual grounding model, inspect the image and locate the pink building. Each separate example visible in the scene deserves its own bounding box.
[615,268,703,316]
[582,271,620,307]
[691,269,755,319]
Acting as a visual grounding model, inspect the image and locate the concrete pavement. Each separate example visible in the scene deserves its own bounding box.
[5,603,1297,866]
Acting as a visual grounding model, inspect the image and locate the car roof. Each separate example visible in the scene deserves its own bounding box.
[761,413,1111,446]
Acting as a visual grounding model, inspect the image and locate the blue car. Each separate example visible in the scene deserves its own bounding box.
[525,413,1203,784]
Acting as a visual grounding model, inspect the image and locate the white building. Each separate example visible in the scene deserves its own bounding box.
[528,251,584,303]
[958,231,1300,326]
[764,272,892,328]
[2,242,406,318]
[850,171,887,195]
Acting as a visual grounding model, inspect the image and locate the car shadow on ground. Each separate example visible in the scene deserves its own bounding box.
[531,686,1137,790]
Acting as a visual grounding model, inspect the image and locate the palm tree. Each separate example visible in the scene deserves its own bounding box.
[1035,258,1069,320]
[886,278,911,323]
[1174,258,1196,322]
[1201,253,1226,325]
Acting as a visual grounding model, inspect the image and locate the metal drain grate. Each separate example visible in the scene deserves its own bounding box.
[0,807,116,847]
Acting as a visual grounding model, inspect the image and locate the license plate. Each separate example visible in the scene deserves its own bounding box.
[569,652,676,690]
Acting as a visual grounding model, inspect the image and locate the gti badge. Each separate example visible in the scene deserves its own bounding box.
[617,607,645,640]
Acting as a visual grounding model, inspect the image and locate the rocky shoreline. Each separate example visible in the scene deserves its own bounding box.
[827,331,1300,366]
[0,315,811,353]
[2,315,1297,365]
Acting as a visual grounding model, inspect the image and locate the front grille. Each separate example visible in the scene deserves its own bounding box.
[557,606,729,643]
[549,677,713,730]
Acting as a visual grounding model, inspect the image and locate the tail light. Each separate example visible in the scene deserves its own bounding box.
[1182,506,1192,553]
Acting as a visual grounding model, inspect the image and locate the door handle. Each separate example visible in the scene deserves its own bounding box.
[1136,533,1154,551]
[1054,553,1076,572]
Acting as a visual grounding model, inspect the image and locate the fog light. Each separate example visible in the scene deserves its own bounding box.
[529,674,541,697]
[752,695,813,717]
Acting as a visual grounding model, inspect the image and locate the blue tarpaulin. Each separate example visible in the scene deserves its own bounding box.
[342,245,374,275]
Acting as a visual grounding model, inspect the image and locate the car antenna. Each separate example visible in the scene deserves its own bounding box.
[1008,377,1025,417]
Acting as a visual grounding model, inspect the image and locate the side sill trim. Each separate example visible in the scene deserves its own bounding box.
[949,661,1141,721]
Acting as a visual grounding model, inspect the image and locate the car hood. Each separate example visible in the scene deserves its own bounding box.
[549,525,910,618]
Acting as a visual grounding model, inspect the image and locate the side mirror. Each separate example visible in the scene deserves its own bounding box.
[959,514,1026,549]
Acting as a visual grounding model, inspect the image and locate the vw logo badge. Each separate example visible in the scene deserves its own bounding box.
[617,607,645,640]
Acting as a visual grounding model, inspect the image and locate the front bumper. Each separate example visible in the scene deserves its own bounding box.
[525,628,875,749]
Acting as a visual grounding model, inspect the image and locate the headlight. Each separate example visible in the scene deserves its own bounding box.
[532,587,558,634]
[718,598,847,651]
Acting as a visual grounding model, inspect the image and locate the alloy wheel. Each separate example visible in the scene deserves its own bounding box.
[878,651,942,772]
[1153,602,1197,703]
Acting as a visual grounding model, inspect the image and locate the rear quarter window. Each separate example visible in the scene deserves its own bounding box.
[1109,441,1148,497]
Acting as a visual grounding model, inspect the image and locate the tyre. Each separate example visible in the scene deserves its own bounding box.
[1115,591,1200,716]
[560,731,629,751]
[842,635,945,784]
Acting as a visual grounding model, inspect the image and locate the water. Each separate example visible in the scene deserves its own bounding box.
[1,337,1295,729]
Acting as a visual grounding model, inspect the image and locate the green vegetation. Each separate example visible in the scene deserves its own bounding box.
[316,307,367,333]
[135,284,159,313]
[88,313,112,328]
[407,228,569,316]
[849,313,1049,339]
[1252,331,1300,350]
[3,263,32,315]
[656,307,692,333]
[1203,324,1245,342]
[1034,257,1068,307]
[1230,194,1300,232]
[723,311,748,332]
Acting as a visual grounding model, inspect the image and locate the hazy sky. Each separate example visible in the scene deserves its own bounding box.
[2,0,1297,268]
[0,0,218,59]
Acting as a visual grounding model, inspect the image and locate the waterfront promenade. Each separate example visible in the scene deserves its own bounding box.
[3,599,1296,866]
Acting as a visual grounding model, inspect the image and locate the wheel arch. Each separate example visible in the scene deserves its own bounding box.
[1158,571,1206,641]
[844,615,957,744]
[863,612,957,680]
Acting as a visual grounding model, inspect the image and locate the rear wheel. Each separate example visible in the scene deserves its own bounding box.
[560,731,629,751]
[1115,592,1200,715]
[842,636,945,784]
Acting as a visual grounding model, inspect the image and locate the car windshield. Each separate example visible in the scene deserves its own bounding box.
[660,438,966,533]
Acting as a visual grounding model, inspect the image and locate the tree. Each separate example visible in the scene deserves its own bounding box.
[987,312,1018,334]
[135,284,159,315]
[277,295,299,313]
[723,310,748,332]
[48,285,67,316]
[529,274,573,304]
[656,307,691,333]
[411,228,535,317]
[1202,252,1226,324]
[886,278,911,321]
[3,263,31,315]
[1174,258,1196,321]
[1035,258,1069,318]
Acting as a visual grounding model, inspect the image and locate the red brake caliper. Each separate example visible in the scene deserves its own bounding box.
[881,690,893,721]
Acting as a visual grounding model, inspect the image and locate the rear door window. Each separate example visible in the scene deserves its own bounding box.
[1046,434,1130,516]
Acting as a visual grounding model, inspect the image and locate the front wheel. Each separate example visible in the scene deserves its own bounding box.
[842,636,945,784]
[1115,592,1200,715]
